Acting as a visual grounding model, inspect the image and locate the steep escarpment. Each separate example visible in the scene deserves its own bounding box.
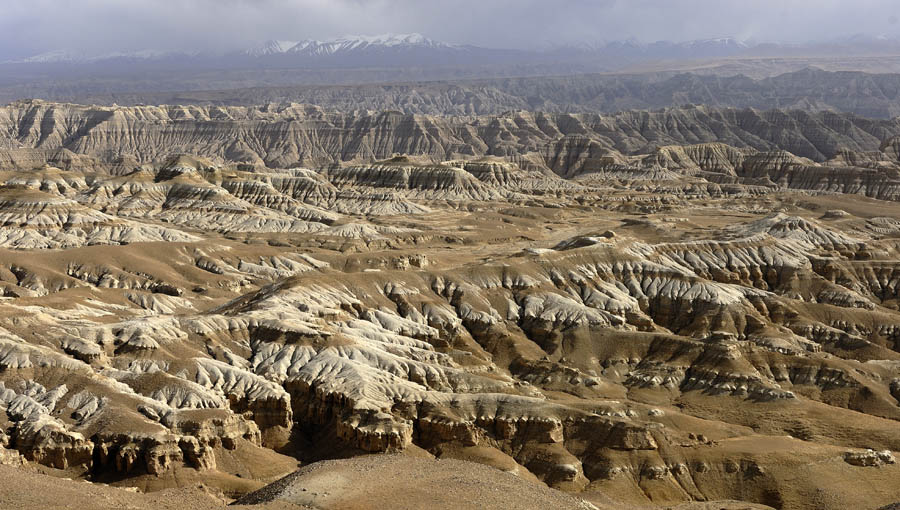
[582,142,900,202]
[2,101,900,172]
[25,68,900,119]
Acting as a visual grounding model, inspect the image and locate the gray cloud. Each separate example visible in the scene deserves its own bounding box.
[2,0,899,58]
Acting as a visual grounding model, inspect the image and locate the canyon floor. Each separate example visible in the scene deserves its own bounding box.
[0,102,900,508]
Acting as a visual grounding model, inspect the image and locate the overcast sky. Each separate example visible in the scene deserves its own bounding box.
[2,0,899,58]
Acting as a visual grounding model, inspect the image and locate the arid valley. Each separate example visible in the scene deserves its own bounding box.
[3,2,900,509]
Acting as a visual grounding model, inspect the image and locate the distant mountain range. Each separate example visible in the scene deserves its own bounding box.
[6,33,900,110]
[10,33,900,68]
[4,33,478,65]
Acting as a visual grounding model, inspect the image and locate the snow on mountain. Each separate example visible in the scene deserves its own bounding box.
[242,40,300,57]
[18,33,900,69]
[283,33,453,57]
[333,33,445,48]
[228,33,456,59]
[12,50,87,64]
[4,33,465,68]
[6,49,187,64]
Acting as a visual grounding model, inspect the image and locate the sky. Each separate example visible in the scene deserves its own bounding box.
[1,0,900,58]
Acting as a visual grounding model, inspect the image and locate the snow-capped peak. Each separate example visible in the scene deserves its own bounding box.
[334,33,436,47]
[283,33,450,56]
[242,40,300,57]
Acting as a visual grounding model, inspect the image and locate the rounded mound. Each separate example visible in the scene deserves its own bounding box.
[236,454,595,510]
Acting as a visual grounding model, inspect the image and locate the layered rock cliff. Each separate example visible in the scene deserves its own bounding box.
[3,101,900,172]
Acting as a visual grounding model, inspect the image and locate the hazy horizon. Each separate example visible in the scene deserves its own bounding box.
[2,0,900,59]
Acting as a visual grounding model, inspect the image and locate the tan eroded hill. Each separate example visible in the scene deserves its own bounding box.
[0,130,897,508]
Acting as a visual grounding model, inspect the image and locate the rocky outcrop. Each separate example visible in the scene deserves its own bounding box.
[844,449,896,467]
[0,186,198,249]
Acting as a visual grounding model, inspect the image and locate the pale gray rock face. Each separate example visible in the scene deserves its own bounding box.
[17,67,900,120]
[4,102,900,172]
[844,449,896,467]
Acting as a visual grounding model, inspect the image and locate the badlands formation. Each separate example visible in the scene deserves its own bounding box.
[0,101,899,509]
